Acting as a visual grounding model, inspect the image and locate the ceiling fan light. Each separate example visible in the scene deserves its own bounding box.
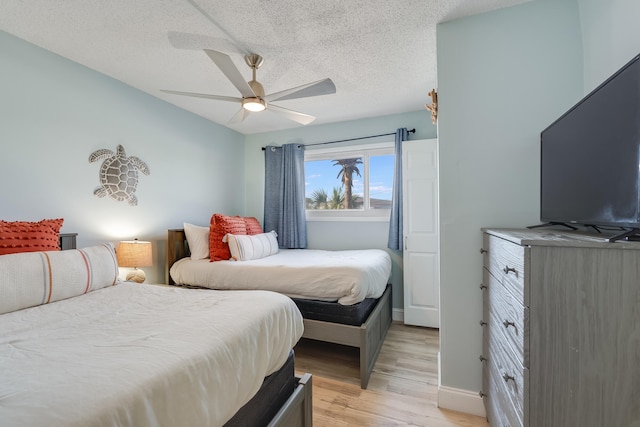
[242,98,266,112]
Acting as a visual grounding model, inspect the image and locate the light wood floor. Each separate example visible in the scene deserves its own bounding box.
[294,322,489,427]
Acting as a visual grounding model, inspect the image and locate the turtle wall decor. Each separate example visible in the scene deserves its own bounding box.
[89,145,150,206]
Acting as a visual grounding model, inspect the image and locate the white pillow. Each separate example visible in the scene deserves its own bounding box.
[183,223,209,260]
[225,231,279,261]
[0,243,121,315]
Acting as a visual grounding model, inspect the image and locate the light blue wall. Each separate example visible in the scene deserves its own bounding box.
[436,0,582,393]
[577,0,640,92]
[244,111,436,309]
[0,31,245,283]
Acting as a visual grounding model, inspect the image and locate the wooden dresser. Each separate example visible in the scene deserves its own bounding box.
[479,228,640,427]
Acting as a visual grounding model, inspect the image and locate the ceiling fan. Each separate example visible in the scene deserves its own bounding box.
[161,49,336,125]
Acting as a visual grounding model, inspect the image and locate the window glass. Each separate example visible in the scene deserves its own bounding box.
[304,142,394,220]
[368,154,394,209]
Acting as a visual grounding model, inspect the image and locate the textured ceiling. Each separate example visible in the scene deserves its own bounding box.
[0,0,530,134]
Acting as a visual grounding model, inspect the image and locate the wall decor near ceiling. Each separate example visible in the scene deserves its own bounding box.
[89,145,150,206]
[425,89,438,124]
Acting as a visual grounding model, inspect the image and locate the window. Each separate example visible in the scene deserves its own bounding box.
[304,142,394,221]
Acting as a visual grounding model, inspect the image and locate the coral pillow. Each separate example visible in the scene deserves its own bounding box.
[209,214,247,261]
[0,218,64,255]
[225,231,279,261]
[244,217,263,235]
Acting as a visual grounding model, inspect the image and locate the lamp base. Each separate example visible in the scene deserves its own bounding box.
[126,268,146,284]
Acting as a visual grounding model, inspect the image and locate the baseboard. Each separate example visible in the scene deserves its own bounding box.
[392,308,403,322]
[437,385,486,418]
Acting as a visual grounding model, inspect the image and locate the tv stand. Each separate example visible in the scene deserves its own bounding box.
[527,222,578,231]
[606,227,640,242]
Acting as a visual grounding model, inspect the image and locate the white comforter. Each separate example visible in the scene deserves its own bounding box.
[0,282,303,427]
[170,248,392,305]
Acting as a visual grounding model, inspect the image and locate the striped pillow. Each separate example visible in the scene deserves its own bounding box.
[0,243,120,315]
[225,231,279,261]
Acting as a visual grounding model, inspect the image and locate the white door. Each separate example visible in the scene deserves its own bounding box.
[403,139,439,328]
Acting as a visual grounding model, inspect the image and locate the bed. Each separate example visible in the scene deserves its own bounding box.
[167,228,393,389]
[0,235,312,427]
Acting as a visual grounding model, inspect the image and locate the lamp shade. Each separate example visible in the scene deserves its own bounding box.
[116,240,152,268]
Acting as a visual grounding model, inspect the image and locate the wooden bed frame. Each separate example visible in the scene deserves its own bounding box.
[167,228,392,389]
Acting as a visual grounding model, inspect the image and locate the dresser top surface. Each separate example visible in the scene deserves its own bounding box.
[483,228,640,250]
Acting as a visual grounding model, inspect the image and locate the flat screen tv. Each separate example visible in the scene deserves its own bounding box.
[540,52,640,240]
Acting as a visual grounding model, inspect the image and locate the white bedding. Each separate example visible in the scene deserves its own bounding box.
[170,248,392,305]
[0,282,303,427]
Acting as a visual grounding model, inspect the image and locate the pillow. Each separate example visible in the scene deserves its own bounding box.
[209,214,247,261]
[0,243,120,315]
[0,218,64,255]
[225,231,279,261]
[244,217,263,235]
[183,223,209,260]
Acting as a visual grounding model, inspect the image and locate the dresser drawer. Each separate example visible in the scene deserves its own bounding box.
[485,268,529,368]
[488,313,529,426]
[486,358,523,427]
[485,234,529,305]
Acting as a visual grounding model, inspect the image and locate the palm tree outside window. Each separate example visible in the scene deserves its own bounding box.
[333,158,363,209]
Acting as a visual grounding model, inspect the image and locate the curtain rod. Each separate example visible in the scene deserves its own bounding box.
[261,128,416,151]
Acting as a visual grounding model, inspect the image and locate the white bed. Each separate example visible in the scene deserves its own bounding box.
[167,228,393,389]
[0,242,308,427]
[170,248,391,305]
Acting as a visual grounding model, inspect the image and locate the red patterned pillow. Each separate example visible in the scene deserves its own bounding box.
[244,217,263,235]
[0,218,64,255]
[209,214,247,261]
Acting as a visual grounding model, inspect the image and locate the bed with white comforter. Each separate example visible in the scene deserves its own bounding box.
[170,248,391,305]
[0,282,303,427]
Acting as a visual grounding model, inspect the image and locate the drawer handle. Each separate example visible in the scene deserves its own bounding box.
[503,265,517,275]
[479,320,487,326]
[502,372,515,383]
[503,320,516,329]
[479,283,487,290]
[479,355,487,362]
[479,391,486,398]
[480,248,487,254]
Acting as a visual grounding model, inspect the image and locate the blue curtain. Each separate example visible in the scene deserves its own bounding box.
[387,128,409,250]
[264,143,307,248]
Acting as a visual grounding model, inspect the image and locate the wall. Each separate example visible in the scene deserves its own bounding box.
[244,110,436,310]
[435,0,582,410]
[0,31,245,283]
[577,0,640,92]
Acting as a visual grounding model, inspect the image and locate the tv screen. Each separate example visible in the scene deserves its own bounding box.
[540,53,640,230]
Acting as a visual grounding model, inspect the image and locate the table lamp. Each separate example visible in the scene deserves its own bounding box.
[116,239,152,283]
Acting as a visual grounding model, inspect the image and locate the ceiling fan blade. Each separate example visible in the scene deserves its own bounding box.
[167,31,244,54]
[268,104,316,125]
[228,108,250,124]
[265,78,336,102]
[160,89,241,103]
[204,49,255,98]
